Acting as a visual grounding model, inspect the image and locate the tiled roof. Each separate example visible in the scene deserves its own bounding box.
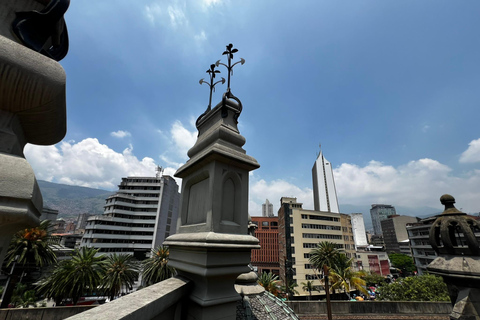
[236,291,300,320]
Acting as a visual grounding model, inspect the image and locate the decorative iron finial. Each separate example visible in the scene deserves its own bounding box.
[199,64,225,112]
[215,43,245,94]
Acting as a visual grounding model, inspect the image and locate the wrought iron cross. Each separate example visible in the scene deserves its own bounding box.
[199,64,225,111]
[216,43,245,93]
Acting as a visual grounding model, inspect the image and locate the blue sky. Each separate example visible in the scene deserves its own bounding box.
[25,0,480,215]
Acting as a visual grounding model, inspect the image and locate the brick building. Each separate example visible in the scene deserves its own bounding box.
[251,216,280,275]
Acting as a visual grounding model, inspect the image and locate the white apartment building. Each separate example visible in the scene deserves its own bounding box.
[80,175,179,259]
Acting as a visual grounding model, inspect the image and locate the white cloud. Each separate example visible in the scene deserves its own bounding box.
[334,158,480,212]
[460,138,480,163]
[145,3,162,25]
[194,30,207,42]
[167,4,188,28]
[25,139,162,190]
[249,178,313,216]
[110,130,131,138]
[170,120,197,158]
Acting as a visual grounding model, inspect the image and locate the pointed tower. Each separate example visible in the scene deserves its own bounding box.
[312,150,339,213]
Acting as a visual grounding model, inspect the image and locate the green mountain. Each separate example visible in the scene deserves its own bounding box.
[37,180,113,220]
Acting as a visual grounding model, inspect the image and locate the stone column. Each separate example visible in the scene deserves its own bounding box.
[164,97,260,320]
[0,0,68,265]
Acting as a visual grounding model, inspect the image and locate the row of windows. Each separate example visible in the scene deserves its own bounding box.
[302,233,342,240]
[301,224,341,231]
[300,214,339,222]
[86,229,153,236]
[305,274,322,280]
[119,186,161,190]
[108,213,156,220]
[86,220,154,228]
[106,198,158,205]
[92,239,152,244]
[303,243,344,249]
[105,205,157,213]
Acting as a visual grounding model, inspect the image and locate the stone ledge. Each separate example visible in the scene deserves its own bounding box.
[66,276,192,320]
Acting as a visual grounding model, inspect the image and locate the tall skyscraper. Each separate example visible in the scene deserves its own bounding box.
[350,213,368,249]
[262,199,274,217]
[312,150,339,213]
[80,175,179,259]
[370,204,396,235]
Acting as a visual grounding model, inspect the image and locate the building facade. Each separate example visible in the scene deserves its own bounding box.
[350,213,368,249]
[251,216,280,275]
[370,204,396,235]
[80,175,179,259]
[278,197,355,297]
[262,199,274,217]
[355,246,391,276]
[381,215,418,253]
[312,151,339,213]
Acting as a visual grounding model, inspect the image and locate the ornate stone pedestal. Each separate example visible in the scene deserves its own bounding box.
[165,90,260,319]
[427,195,480,320]
[0,0,68,266]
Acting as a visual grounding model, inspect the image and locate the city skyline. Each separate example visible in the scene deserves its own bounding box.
[23,1,480,215]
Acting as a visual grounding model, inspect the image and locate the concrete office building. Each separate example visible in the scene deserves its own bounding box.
[80,175,179,259]
[355,246,391,276]
[262,199,274,217]
[312,151,339,213]
[251,216,280,275]
[278,197,355,297]
[370,204,396,235]
[350,213,368,249]
[381,215,418,253]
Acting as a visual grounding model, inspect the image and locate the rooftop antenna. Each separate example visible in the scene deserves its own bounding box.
[156,165,163,178]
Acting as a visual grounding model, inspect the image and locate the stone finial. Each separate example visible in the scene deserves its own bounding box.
[429,194,480,256]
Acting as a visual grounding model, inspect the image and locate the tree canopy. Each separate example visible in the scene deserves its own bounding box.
[377,274,450,302]
[388,253,417,276]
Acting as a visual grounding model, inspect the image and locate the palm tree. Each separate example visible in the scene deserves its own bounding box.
[142,246,175,286]
[309,241,341,273]
[257,272,281,296]
[37,247,106,305]
[329,253,368,299]
[1,220,57,308]
[102,254,140,301]
[301,280,316,300]
[281,279,299,300]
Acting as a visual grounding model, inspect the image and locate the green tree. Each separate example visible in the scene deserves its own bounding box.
[142,246,175,286]
[388,253,416,277]
[102,254,140,301]
[281,279,299,300]
[1,220,57,308]
[301,280,317,300]
[377,274,450,301]
[10,283,38,308]
[329,253,368,299]
[363,271,386,287]
[37,247,106,305]
[258,272,281,296]
[309,241,341,273]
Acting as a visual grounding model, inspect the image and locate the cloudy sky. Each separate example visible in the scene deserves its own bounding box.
[25,0,480,216]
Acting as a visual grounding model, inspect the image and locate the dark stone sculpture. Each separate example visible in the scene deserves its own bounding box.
[12,0,70,61]
[427,195,480,320]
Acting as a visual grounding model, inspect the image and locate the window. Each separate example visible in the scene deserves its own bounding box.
[262,221,269,227]
[301,214,308,219]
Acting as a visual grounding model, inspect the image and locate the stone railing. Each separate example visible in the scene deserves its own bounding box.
[286,300,452,317]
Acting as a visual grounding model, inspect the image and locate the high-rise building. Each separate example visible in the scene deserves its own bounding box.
[350,213,368,249]
[312,151,339,213]
[251,216,280,275]
[381,215,418,253]
[278,197,355,297]
[76,212,91,233]
[370,204,396,235]
[80,175,179,259]
[262,199,274,217]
